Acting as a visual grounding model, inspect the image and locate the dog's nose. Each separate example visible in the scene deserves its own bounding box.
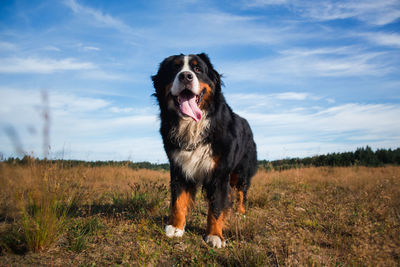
[178,71,193,83]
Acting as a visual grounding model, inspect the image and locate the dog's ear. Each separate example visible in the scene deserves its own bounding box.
[152,55,173,87]
[197,53,213,68]
[152,55,180,97]
[197,53,222,89]
[151,72,160,97]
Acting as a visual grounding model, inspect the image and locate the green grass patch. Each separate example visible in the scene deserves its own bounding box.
[66,217,104,252]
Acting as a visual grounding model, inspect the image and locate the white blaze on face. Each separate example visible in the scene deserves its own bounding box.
[171,55,200,96]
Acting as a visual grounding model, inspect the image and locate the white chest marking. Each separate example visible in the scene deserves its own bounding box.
[172,143,215,181]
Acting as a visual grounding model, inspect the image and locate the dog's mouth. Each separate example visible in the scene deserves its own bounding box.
[173,89,205,122]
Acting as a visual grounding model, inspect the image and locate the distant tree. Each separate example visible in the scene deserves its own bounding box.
[376,149,393,164]
[355,146,380,166]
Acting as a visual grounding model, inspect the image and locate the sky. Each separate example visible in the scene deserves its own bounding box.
[0,0,400,162]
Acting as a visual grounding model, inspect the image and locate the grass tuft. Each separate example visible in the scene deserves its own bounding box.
[0,160,88,253]
[66,217,104,252]
[20,192,67,252]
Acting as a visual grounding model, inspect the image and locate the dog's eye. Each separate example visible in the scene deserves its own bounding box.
[193,66,201,73]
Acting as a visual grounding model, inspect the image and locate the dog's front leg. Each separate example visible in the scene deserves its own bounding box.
[165,181,196,238]
[204,177,230,248]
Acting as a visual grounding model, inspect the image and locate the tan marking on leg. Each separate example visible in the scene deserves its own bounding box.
[170,190,193,230]
[229,173,246,214]
[237,190,246,214]
[206,207,227,239]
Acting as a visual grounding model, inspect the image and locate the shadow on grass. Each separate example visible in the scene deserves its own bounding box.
[184,223,207,237]
[0,225,28,255]
[68,182,170,221]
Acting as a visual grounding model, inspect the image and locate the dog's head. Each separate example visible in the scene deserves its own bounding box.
[152,53,221,122]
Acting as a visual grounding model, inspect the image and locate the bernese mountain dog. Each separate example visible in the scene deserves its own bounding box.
[152,53,257,248]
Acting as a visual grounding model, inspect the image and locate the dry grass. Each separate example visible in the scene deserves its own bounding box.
[0,162,399,266]
[245,167,400,266]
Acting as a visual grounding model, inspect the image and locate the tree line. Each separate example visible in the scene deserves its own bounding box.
[3,146,400,171]
[259,146,400,171]
[3,157,170,171]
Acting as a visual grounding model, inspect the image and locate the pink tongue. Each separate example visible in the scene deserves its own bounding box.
[179,94,202,122]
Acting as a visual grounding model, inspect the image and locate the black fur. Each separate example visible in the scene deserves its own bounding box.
[152,53,257,220]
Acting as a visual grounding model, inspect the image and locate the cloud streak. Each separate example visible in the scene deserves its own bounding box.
[361,32,400,48]
[147,11,297,48]
[64,0,134,34]
[222,46,393,83]
[244,103,400,134]
[0,57,96,74]
[244,0,400,25]
[0,41,17,51]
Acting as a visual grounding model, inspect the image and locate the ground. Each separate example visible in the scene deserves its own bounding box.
[0,163,399,266]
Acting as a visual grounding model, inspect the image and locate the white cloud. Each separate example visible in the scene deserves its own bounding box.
[273,92,309,100]
[64,0,134,33]
[0,57,96,74]
[0,41,17,51]
[43,45,61,52]
[280,46,357,57]
[362,32,400,48]
[60,137,165,162]
[244,0,400,25]
[241,102,400,159]
[278,47,392,77]
[245,0,288,6]
[78,69,131,81]
[152,11,296,48]
[0,87,110,118]
[0,57,127,81]
[222,46,392,83]
[329,0,400,26]
[50,93,110,113]
[243,100,400,159]
[227,92,313,110]
[109,107,135,113]
[304,52,389,77]
[83,46,100,51]
[244,103,400,133]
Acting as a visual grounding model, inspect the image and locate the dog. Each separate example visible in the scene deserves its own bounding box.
[152,53,257,248]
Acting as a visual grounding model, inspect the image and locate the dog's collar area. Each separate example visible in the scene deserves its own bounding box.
[172,136,210,151]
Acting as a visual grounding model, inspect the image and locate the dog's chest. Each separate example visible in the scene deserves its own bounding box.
[171,144,215,180]
[169,118,215,180]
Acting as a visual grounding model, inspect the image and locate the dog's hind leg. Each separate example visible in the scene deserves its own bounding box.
[229,172,248,214]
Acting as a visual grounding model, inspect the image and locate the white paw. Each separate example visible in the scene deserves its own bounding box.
[165,225,185,238]
[205,235,226,248]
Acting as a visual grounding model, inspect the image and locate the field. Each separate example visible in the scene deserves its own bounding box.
[0,162,399,266]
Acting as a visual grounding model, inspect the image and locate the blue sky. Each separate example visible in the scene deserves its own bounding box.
[1,0,400,162]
